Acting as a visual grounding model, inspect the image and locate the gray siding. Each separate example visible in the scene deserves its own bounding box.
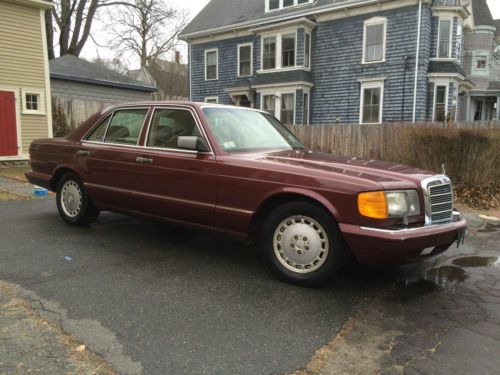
[187,3,467,125]
[191,35,258,104]
[51,79,152,103]
[311,4,432,124]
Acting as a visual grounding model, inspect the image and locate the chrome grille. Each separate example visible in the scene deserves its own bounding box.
[422,176,454,225]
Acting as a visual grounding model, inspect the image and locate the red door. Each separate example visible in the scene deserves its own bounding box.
[0,91,18,157]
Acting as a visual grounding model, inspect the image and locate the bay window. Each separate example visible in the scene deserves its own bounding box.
[263,37,277,70]
[438,19,452,58]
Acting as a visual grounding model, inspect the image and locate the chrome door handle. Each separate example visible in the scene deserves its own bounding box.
[77,150,90,157]
[136,156,154,164]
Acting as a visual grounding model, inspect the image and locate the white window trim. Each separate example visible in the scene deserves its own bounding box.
[259,89,297,125]
[359,80,384,124]
[260,29,298,71]
[205,48,219,81]
[0,86,23,157]
[304,31,312,69]
[471,50,490,77]
[265,0,313,13]
[237,43,253,77]
[362,17,387,64]
[437,17,453,59]
[21,88,46,115]
[204,96,219,103]
[432,82,449,122]
[302,89,311,125]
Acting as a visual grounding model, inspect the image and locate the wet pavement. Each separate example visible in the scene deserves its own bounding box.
[0,181,499,374]
[293,212,500,375]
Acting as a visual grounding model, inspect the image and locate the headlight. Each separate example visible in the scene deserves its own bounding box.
[358,190,421,219]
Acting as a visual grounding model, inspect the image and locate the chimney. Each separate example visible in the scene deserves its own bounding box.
[175,51,181,64]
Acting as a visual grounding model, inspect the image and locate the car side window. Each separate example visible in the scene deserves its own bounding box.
[104,109,149,145]
[146,109,201,149]
[86,115,111,142]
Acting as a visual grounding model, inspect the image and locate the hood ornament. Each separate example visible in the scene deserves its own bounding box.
[442,164,447,175]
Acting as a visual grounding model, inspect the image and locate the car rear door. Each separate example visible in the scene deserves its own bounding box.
[79,107,150,211]
[130,106,217,228]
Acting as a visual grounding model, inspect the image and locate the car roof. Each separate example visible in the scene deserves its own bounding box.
[101,101,268,115]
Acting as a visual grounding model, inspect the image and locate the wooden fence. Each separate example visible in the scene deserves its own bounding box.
[287,121,500,161]
[52,96,114,130]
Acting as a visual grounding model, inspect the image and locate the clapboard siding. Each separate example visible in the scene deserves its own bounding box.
[0,0,51,159]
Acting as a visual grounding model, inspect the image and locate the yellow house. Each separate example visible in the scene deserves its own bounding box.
[0,0,53,161]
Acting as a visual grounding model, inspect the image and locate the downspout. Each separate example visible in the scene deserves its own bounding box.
[412,0,423,123]
[189,43,192,101]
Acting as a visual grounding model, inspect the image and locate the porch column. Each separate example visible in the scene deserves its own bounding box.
[465,95,472,121]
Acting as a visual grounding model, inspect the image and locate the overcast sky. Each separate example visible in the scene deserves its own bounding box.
[84,0,500,67]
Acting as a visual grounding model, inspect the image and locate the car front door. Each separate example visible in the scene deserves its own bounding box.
[80,107,150,211]
[131,106,217,228]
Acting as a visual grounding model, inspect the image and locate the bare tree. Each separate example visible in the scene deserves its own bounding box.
[91,56,128,74]
[46,0,135,59]
[109,0,188,67]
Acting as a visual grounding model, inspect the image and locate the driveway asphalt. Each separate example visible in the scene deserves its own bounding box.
[0,198,374,375]
[1,194,499,375]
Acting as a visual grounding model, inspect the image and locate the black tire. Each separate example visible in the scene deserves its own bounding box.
[56,172,99,226]
[262,202,348,286]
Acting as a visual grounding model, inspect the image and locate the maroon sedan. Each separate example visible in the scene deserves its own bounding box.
[26,102,467,285]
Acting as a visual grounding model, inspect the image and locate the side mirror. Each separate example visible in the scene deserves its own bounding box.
[177,136,210,152]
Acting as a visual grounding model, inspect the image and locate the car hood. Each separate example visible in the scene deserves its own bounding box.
[258,150,437,190]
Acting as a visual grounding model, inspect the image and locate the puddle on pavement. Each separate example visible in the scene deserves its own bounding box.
[452,256,498,268]
[399,265,468,296]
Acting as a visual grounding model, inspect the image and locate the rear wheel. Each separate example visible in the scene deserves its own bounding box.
[56,173,99,226]
[263,202,347,286]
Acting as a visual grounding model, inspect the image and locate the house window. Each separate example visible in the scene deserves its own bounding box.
[363,18,386,63]
[238,44,253,76]
[360,81,384,124]
[21,89,45,115]
[434,85,447,122]
[438,19,452,58]
[25,94,38,111]
[205,49,218,80]
[263,94,276,115]
[476,59,486,69]
[263,36,277,70]
[269,0,279,10]
[205,97,219,103]
[265,0,313,12]
[262,32,298,70]
[303,93,309,125]
[281,93,295,125]
[304,32,311,68]
[282,33,296,68]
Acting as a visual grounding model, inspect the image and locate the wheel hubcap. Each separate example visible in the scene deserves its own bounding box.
[61,180,82,218]
[273,215,330,274]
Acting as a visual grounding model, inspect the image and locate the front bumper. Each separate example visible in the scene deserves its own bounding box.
[339,212,467,266]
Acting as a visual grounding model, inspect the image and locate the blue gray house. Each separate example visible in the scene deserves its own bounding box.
[180,0,477,125]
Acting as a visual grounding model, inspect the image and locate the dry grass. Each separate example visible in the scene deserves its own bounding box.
[0,189,28,201]
[0,165,30,182]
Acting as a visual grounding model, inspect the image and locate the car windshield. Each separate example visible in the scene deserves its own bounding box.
[202,107,305,153]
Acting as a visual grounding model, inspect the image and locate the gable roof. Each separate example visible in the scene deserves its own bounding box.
[472,0,495,27]
[180,0,349,38]
[50,55,157,92]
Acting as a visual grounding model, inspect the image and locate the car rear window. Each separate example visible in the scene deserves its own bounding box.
[85,109,148,145]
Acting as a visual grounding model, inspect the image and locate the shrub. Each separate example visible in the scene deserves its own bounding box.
[52,102,70,138]
[397,127,500,209]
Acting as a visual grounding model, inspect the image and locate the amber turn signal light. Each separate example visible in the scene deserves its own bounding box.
[358,192,388,219]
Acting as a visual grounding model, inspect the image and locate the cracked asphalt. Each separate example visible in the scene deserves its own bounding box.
[0,186,499,374]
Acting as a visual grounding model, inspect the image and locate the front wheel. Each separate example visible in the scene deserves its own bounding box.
[263,202,347,286]
[56,173,99,226]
